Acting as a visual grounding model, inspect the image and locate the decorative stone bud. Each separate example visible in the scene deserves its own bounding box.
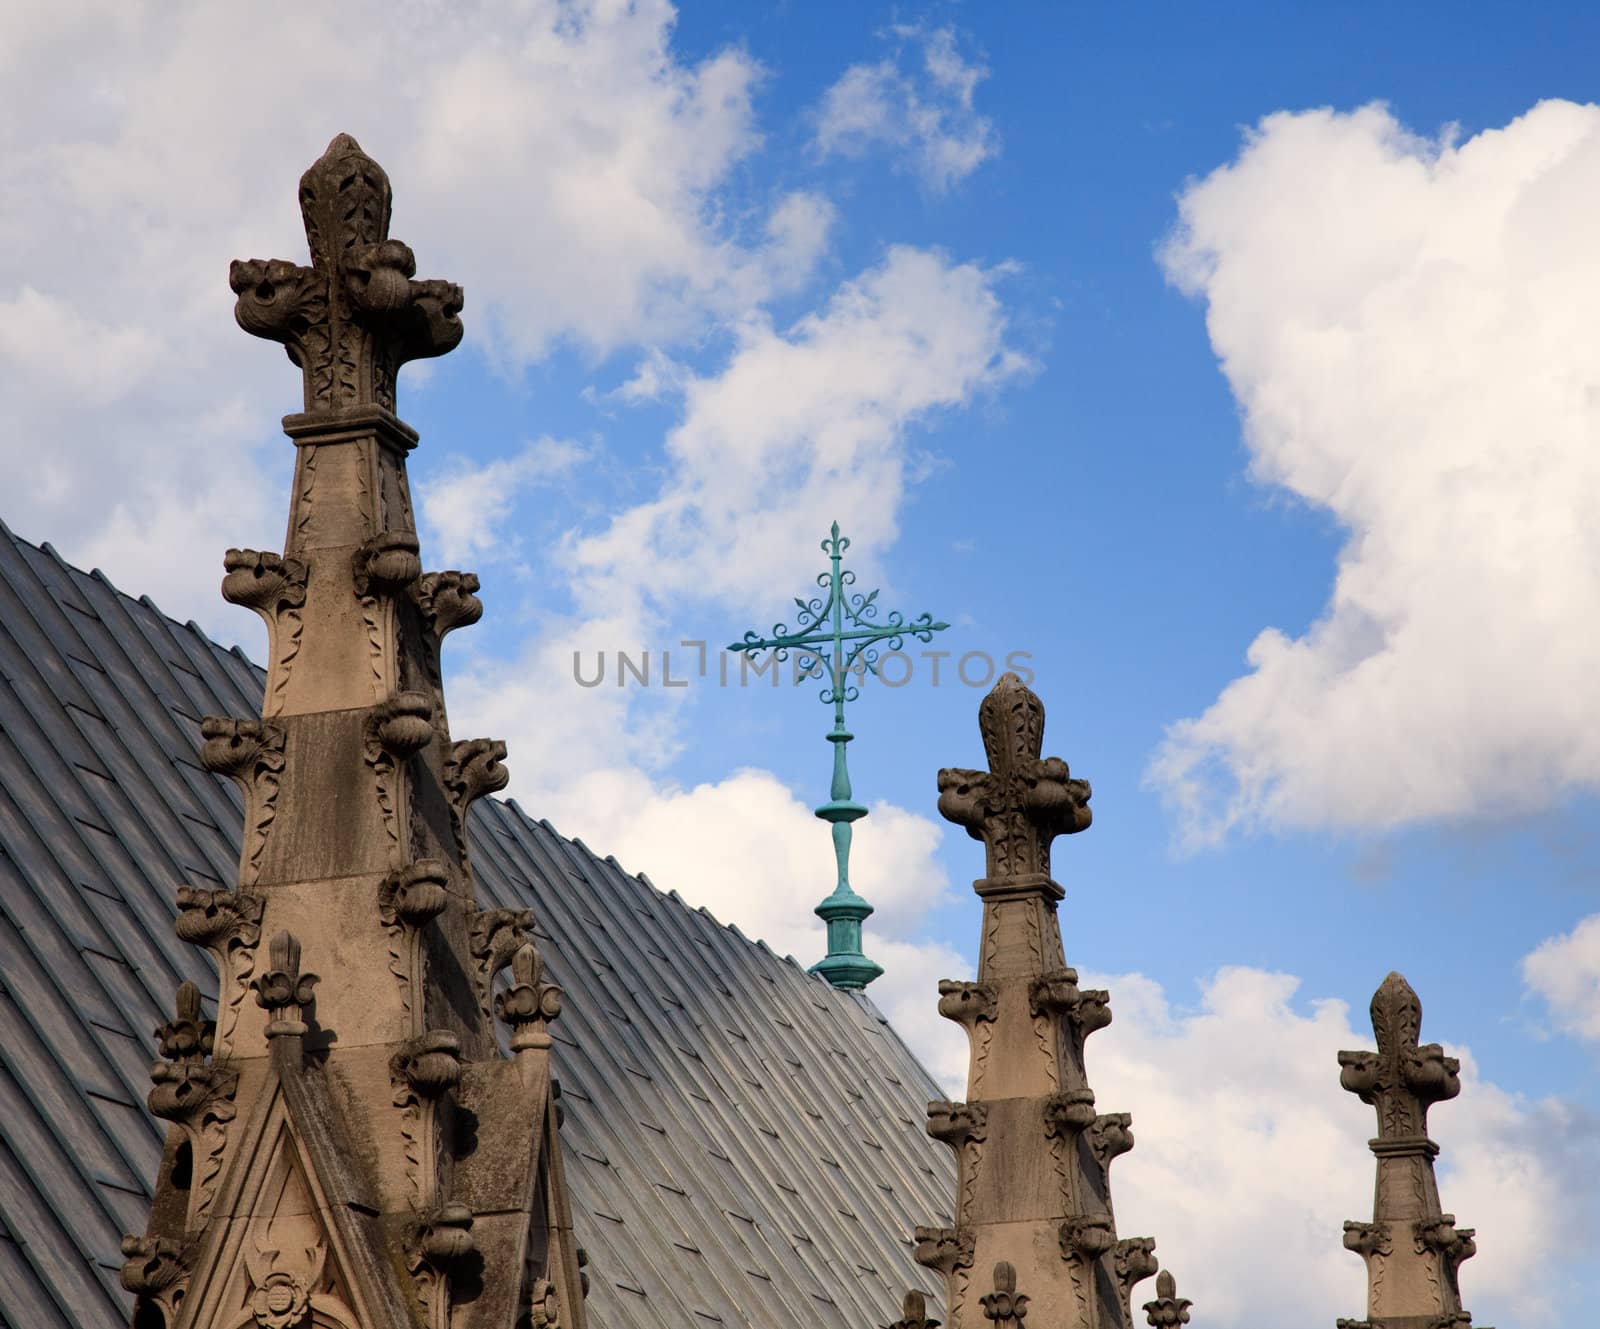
[353,529,422,597]
[371,691,434,758]
[419,1202,476,1267]
[1043,1090,1099,1137]
[378,860,450,929]
[888,1288,941,1329]
[980,1262,1028,1325]
[154,982,212,1062]
[1342,1221,1391,1257]
[251,931,318,1037]
[1142,1270,1192,1327]
[221,548,307,611]
[347,238,418,314]
[393,1030,462,1100]
[494,941,564,1053]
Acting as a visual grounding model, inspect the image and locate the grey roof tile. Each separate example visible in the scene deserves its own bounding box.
[0,521,953,1328]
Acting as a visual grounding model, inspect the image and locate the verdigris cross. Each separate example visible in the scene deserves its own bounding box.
[729,522,948,988]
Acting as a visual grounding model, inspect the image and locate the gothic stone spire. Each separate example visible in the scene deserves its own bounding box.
[121,136,588,1329]
[899,673,1170,1328]
[1336,972,1488,1329]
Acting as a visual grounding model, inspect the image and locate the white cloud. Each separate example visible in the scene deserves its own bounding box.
[1524,912,1600,1040]
[814,25,998,191]
[569,244,1030,621]
[0,0,822,627]
[1147,100,1600,846]
[419,436,583,567]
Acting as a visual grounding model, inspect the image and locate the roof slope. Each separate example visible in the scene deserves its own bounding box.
[0,522,952,1329]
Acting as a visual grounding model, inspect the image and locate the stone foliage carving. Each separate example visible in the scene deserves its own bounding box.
[120,1234,189,1324]
[222,549,308,716]
[468,907,535,1019]
[230,135,463,416]
[444,737,509,859]
[174,886,264,1059]
[913,1226,975,1276]
[199,717,285,885]
[352,530,421,598]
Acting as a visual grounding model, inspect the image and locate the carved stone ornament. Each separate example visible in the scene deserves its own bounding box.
[1342,1220,1393,1258]
[926,1099,989,1148]
[937,672,1091,886]
[148,981,237,1127]
[937,978,998,1026]
[222,548,309,614]
[353,529,422,598]
[1142,1269,1193,1327]
[1338,971,1461,1145]
[418,1201,477,1269]
[1029,967,1112,1035]
[887,1288,942,1329]
[120,1233,188,1299]
[444,736,510,849]
[368,690,436,759]
[251,931,319,1037]
[529,1276,561,1329]
[494,941,564,1053]
[243,1228,329,1329]
[980,1261,1029,1326]
[913,1225,976,1276]
[414,570,483,639]
[1042,1089,1099,1137]
[1059,1214,1116,1261]
[199,718,286,885]
[391,1030,463,1101]
[230,134,463,417]
[469,906,535,1015]
[1087,1112,1135,1171]
[378,860,450,929]
[1113,1237,1160,1299]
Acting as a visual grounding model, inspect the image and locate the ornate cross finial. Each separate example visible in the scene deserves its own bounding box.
[730,522,949,988]
[229,134,463,417]
[1142,1269,1192,1326]
[1338,970,1461,1148]
[937,673,1091,889]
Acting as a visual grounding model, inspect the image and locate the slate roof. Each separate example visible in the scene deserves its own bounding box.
[0,520,953,1329]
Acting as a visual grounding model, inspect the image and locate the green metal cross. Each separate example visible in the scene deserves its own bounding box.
[729,522,949,989]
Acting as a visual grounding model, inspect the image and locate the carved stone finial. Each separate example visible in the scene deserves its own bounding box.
[1142,1269,1192,1326]
[937,673,1091,888]
[229,134,463,417]
[1338,971,1461,1148]
[369,691,436,759]
[391,1030,463,1100]
[494,941,564,1053]
[887,1288,942,1329]
[378,860,450,929]
[469,907,536,1017]
[251,931,318,1037]
[980,1262,1028,1326]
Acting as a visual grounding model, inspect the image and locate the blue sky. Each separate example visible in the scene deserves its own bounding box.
[4,1,1599,1322]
